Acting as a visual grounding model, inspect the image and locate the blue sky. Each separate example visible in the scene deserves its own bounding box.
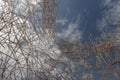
[0,0,120,80]
[57,0,120,79]
[57,0,120,42]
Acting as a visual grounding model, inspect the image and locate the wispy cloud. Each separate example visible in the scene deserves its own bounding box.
[97,0,120,31]
[57,17,82,43]
[57,18,68,26]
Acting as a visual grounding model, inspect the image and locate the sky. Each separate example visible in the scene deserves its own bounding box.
[57,0,120,42]
[0,0,120,80]
[57,0,120,79]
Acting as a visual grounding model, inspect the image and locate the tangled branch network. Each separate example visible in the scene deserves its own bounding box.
[0,0,120,80]
[0,0,66,80]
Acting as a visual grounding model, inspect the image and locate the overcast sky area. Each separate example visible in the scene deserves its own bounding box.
[57,0,120,42]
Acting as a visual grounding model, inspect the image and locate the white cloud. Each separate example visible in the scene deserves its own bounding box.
[57,18,68,26]
[57,18,82,43]
[100,0,112,7]
[97,0,120,31]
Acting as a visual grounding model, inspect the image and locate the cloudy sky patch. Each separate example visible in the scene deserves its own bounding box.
[97,0,120,31]
[57,17,82,43]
